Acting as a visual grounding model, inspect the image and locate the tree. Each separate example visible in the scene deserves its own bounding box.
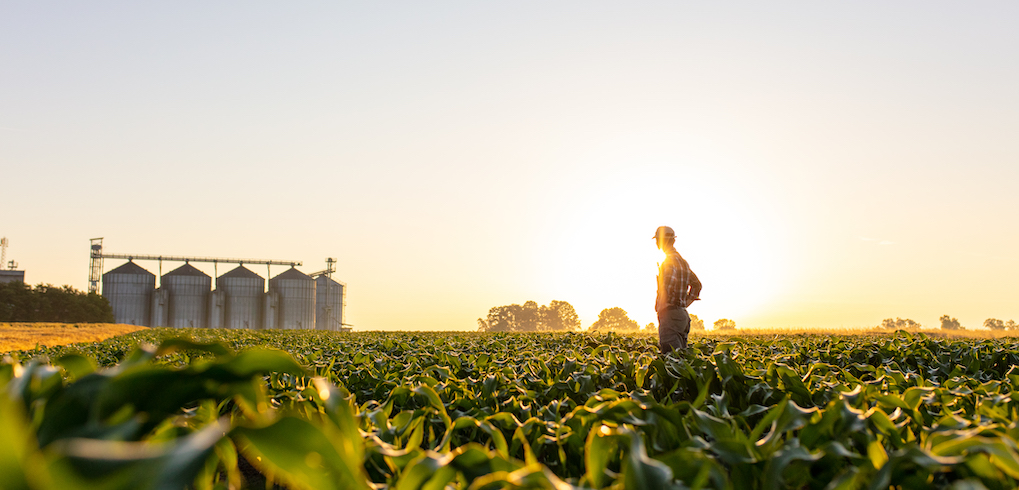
[589,307,640,331]
[984,318,1016,331]
[880,318,921,331]
[940,315,962,331]
[644,322,656,333]
[690,314,705,331]
[0,282,113,323]
[517,301,541,332]
[477,300,580,332]
[540,300,580,332]
[477,305,518,332]
[713,318,736,331]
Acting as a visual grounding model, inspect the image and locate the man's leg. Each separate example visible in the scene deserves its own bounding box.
[658,307,690,354]
[658,307,691,354]
[672,307,691,351]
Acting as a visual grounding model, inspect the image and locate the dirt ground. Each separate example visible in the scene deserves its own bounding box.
[0,323,147,352]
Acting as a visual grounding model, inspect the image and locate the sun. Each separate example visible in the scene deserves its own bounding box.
[531,151,791,330]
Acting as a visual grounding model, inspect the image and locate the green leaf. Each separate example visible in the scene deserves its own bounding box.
[51,419,229,490]
[234,416,370,490]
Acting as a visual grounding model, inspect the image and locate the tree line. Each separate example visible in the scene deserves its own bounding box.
[0,282,114,323]
[477,300,581,332]
[878,315,1018,331]
[478,301,727,332]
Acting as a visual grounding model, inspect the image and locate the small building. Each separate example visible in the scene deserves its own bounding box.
[0,270,25,284]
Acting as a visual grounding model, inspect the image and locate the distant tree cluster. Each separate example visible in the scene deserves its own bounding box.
[589,307,640,331]
[880,317,922,330]
[983,318,1018,330]
[0,282,114,323]
[939,315,963,331]
[713,318,736,331]
[477,300,580,332]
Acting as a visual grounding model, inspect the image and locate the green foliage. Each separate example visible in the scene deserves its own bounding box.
[7,329,1019,488]
[880,317,921,330]
[940,315,963,330]
[589,307,640,331]
[984,318,1016,331]
[477,300,580,332]
[0,282,113,323]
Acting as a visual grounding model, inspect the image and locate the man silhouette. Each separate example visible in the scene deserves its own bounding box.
[654,226,701,354]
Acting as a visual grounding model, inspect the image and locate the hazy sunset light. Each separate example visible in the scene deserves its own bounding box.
[2,2,1016,331]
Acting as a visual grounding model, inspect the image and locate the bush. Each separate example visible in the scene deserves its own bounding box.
[0,282,113,323]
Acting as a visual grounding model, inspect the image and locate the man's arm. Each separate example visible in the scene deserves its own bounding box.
[687,270,702,303]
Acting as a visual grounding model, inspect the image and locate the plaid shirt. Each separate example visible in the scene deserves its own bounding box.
[656,247,701,311]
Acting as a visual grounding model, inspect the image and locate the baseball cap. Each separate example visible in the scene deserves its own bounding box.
[653,226,675,239]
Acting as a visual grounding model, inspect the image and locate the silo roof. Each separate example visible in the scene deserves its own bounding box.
[271,267,312,281]
[164,263,210,278]
[105,261,155,277]
[220,265,263,280]
[315,275,343,286]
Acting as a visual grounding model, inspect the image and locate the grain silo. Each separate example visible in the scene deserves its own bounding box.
[268,267,315,329]
[208,290,225,328]
[315,275,345,331]
[151,288,168,327]
[101,261,155,326]
[218,265,265,329]
[162,263,211,329]
[263,291,279,330]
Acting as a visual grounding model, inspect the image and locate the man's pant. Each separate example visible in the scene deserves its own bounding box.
[658,306,691,354]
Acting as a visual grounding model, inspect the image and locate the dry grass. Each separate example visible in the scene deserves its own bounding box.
[0,323,147,352]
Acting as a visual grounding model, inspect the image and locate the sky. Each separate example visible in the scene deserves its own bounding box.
[2,2,1017,331]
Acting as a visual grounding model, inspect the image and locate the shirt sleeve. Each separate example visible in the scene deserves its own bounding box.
[687,270,702,304]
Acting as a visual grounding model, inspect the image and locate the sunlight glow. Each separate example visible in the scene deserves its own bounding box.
[534,135,793,329]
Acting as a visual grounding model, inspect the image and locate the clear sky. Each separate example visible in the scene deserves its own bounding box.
[2,2,1017,331]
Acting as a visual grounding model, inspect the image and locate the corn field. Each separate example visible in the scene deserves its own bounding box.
[4,329,1019,489]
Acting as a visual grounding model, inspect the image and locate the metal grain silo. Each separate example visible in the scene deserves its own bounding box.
[263,291,279,330]
[315,276,345,331]
[151,288,168,327]
[162,263,211,329]
[102,261,154,326]
[208,290,225,329]
[268,267,315,329]
[218,265,264,329]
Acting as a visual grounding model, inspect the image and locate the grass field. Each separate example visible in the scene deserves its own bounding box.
[0,322,146,352]
[5,327,1019,489]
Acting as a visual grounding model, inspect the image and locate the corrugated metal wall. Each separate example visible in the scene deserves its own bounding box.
[102,261,154,326]
[162,264,211,329]
[315,276,344,331]
[219,265,264,329]
[269,267,315,330]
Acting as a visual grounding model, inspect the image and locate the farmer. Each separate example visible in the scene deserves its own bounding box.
[654,226,701,354]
